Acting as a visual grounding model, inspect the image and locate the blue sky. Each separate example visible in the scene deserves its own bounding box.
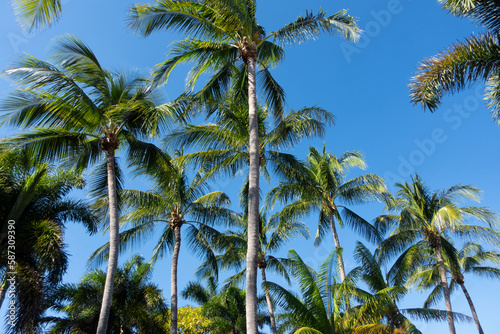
[1,0,500,333]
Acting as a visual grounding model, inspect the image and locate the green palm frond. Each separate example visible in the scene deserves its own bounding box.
[12,0,62,32]
[410,33,500,114]
[270,9,360,46]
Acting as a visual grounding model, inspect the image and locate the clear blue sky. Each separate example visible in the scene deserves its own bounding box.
[1,1,500,333]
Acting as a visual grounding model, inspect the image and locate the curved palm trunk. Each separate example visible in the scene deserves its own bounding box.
[434,247,456,334]
[459,282,484,334]
[246,54,260,334]
[171,225,181,334]
[97,149,120,334]
[329,213,346,282]
[260,268,277,334]
[0,281,6,309]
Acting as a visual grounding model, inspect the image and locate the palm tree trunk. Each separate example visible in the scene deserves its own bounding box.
[459,282,484,334]
[246,53,260,334]
[329,213,346,282]
[0,282,6,309]
[434,247,456,334]
[260,267,277,334]
[96,149,120,334]
[171,225,181,334]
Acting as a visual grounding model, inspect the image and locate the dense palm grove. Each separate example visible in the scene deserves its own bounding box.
[1,0,500,333]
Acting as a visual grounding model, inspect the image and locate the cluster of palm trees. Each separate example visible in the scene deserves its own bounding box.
[1,0,500,333]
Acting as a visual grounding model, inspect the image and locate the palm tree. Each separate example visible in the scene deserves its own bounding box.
[376,175,499,334]
[409,0,500,122]
[268,146,388,283]
[264,249,355,334]
[1,35,177,334]
[197,209,309,334]
[90,153,235,334]
[45,255,168,333]
[0,147,97,333]
[407,241,500,334]
[128,3,359,331]
[352,241,469,333]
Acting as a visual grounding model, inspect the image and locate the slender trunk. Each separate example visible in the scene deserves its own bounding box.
[434,247,456,334]
[260,268,277,334]
[246,54,260,334]
[96,149,120,334]
[459,282,484,334]
[171,225,181,334]
[329,213,346,282]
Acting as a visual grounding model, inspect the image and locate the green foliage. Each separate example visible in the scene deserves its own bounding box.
[0,147,97,334]
[45,255,168,333]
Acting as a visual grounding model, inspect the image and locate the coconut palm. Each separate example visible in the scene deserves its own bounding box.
[90,153,235,334]
[0,147,97,333]
[409,0,500,122]
[352,241,470,334]
[264,248,359,334]
[128,3,359,331]
[1,34,178,334]
[407,241,500,334]
[196,209,309,334]
[376,175,499,334]
[44,255,168,333]
[268,146,388,283]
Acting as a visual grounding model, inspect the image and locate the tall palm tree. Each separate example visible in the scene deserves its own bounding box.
[90,153,235,334]
[45,255,168,333]
[376,175,499,334]
[268,146,388,283]
[1,34,177,334]
[197,209,309,334]
[407,241,500,334]
[409,0,500,122]
[0,147,97,333]
[128,3,359,331]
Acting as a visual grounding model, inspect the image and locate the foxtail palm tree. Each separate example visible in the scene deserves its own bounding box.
[407,241,500,334]
[1,34,177,334]
[410,0,500,122]
[376,175,499,334]
[268,146,388,283]
[90,153,235,334]
[128,3,359,331]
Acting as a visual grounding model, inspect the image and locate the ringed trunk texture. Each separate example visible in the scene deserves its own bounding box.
[171,225,181,334]
[260,268,277,334]
[434,247,456,334]
[96,149,120,334]
[329,213,346,282]
[459,282,484,334]
[245,55,260,334]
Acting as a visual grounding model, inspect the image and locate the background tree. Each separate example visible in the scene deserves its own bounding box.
[1,34,177,334]
[268,146,387,283]
[197,209,309,334]
[407,241,500,334]
[376,175,499,334]
[0,147,96,334]
[45,255,168,333]
[128,2,359,331]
